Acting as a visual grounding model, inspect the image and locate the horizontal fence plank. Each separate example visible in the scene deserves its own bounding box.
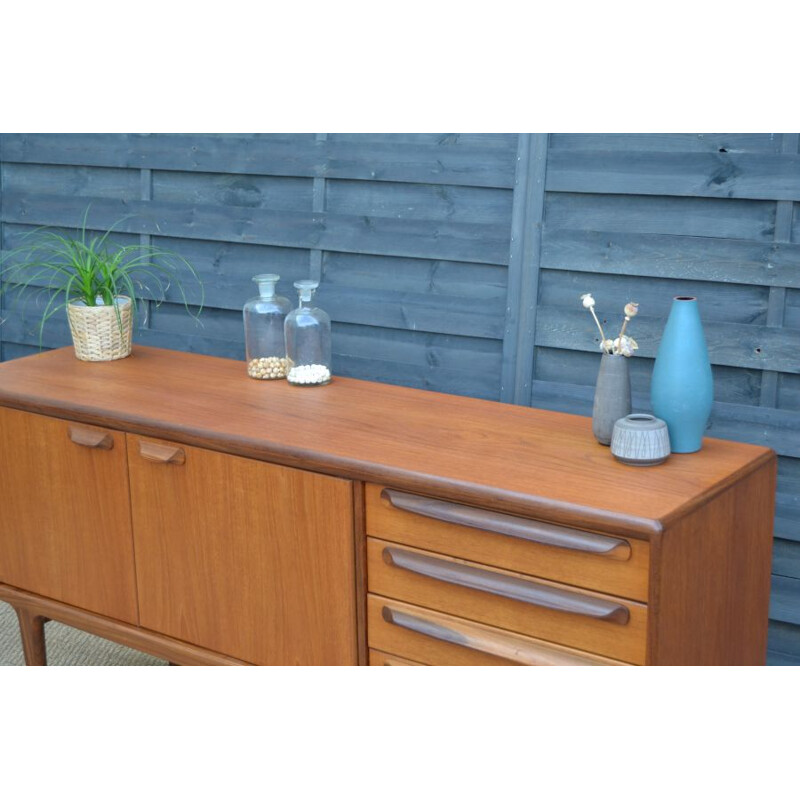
[545,192,775,241]
[773,539,800,580]
[770,575,800,626]
[0,312,502,400]
[333,353,500,400]
[534,347,763,407]
[3,239,508,320]
[0,134,517,189]
[768,619,800,659]
[528,378,800,458]
[1,163,141,200]
[333,322,502,367]
[1,277,506,343]
[0,245,303,312]
[1,193,511,265]
[333,323,502,400]
[535,307,800,373]
[152,170,314,211]
[0,342,41,361]
[150,303,238,340]
[322,251,507,300]
[150,283,506,341]
[776,490,800,542]
[151,171,515,225]
[152,315,505,397]
[539,268,768,325]
[319,285,505,339]
[547,150,800,201]
[325,179,514,225]
[776,457,800,542]
[787,289,800,334]
[549,133,783,153]
[327,133,519,148]
[541,228,800,289]
[779,374,799,411]
[766,649,800,665]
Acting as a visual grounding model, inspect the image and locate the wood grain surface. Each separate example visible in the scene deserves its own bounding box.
[367,595,626,666]
[368,648,424,666]
[0,407,139,623]
[0,584,249,665]
[649,461,777,665]
[366,483,650,601]
[367,538,648,664]
[0,346,774,539]
[127,433,357,665]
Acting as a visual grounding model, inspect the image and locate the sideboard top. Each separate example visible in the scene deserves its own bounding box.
[0,346,774,538]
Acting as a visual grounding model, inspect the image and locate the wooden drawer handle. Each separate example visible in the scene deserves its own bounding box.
[383,605,471,650]
[380,489,631,560]
[383,546,630,624]
[68,425,114,450]
[379,603,615,666]
[138,440,186,465]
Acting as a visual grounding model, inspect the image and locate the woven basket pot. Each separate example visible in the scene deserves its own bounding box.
[67,297,133,361]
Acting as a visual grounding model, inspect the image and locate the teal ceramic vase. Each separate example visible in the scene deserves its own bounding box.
[650,296,713,453]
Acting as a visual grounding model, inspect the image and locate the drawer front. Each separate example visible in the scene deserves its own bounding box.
[368,595,626,666]
[366,484,649,601]
[368,538,647,664]
[369,649,424,666]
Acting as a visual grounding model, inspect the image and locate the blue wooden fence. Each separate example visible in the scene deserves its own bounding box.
[0,132,797,664]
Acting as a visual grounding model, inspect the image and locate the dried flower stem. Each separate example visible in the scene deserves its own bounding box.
[588,307,607,346]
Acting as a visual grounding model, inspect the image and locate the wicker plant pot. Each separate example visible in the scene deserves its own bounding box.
[67,297,133,361]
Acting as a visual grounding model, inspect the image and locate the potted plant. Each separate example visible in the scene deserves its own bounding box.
[0,209,203,361]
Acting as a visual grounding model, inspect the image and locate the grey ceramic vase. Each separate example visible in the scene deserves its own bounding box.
[611,414,671,466]
[592,353,631,445]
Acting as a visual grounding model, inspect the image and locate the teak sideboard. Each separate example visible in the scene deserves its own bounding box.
[0,346,776,666]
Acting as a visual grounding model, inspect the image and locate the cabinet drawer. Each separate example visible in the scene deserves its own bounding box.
[369,649,424,666]
[368,538,647,664]
[366,484,649,601]
[368,595,625,666]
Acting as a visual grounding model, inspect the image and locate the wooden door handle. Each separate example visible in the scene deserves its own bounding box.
[68,425,114,450]
[138,440,186,465]
[380,488,631,560]
[383,546,630,624]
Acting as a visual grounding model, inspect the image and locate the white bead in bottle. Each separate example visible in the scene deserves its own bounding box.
[284,280,331,386]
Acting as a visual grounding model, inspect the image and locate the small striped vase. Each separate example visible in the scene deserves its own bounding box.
[611,414,671,466]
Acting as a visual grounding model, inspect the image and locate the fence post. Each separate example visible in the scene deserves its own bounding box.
[500,132,549,405]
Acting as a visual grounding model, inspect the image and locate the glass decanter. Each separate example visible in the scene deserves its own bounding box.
[243,274,291,380]
[284,280,331,386]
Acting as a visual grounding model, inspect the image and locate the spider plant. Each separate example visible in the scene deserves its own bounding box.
[0,207,204,346]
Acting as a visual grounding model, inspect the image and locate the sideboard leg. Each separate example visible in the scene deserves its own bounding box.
[14,608,49,666]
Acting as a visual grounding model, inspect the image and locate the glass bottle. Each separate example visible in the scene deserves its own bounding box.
[243,274,291,379]
[285,280,331,386]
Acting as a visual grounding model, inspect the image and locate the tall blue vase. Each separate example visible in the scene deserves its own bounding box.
[651,296,713,453]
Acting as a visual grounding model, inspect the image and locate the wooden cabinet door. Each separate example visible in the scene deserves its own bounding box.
[0,407,138,623]
[127,434,357,665]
